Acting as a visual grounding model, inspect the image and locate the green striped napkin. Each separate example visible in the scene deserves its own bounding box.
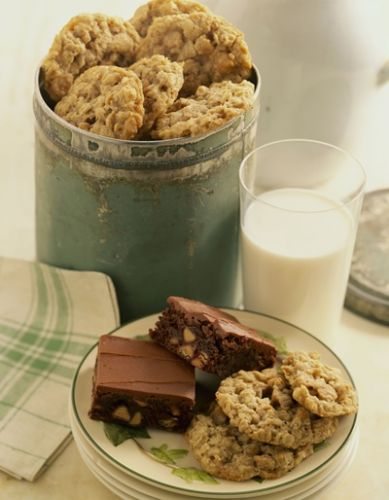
[0,258,120,481]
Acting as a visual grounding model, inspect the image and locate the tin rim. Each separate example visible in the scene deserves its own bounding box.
[34,64,261,147]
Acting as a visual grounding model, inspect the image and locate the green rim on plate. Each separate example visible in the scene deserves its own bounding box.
[71,412,359,500]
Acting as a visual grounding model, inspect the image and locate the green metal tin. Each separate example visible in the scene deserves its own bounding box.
[34,68,260,322]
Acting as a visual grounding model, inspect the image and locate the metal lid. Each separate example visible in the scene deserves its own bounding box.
[345,188,389,325]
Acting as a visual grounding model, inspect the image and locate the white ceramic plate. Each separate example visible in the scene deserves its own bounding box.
[70,310,358,499]
[77,444,131,500]
[77,436,358,500]
[70,405,359,500]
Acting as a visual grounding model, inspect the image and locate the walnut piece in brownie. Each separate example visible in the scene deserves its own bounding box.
[136,12,252,96]
[42,13,140,102]
[149,296,277,377]
[89,335,195,432]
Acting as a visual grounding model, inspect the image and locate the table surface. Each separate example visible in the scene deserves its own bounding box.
[1,1,389,499]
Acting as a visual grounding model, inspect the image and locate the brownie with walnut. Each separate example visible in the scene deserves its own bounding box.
[149,296,277,378]
[89,335,195,432]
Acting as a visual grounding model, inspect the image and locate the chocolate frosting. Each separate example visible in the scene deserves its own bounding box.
[168,296,239,323]
[167,296,276,348]
[95,336,195,401]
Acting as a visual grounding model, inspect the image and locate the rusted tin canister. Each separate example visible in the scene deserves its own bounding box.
[34,68,260,322]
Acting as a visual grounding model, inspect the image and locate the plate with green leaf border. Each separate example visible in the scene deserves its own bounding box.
[70,404,359,500]
[70,309,358,499]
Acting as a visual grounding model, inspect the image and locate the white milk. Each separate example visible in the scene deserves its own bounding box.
[241,188,355,343]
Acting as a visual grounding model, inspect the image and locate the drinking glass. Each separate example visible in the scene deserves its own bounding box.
[239,139,366,345]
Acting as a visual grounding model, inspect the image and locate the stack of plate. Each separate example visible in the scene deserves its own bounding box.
[69,310,359,500]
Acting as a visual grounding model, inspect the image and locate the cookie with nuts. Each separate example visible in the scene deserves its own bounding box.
[130,0,210,37]
[42,13,140,102]
[130,55,184,137]
[185,402,313,481]
[216,369,339,449]
[149,296,276,378]
[136,11,252,96]
[281,352,358,417]
[55,65,144,140]
[151,79,254,139]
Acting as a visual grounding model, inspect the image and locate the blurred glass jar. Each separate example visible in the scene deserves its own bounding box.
[205,0,389,185]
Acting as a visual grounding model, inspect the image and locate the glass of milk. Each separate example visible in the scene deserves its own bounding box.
[239,139,366,346]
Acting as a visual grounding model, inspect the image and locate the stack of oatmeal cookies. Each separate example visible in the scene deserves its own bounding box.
[186,351,358,481]
[40,0,254,140]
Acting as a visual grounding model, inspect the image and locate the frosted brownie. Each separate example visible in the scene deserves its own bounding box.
[149,297,277,377]
[89,335,195,432]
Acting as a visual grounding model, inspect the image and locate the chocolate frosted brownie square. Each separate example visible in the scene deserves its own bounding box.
[89,335,195,432]
[149,297,277,378]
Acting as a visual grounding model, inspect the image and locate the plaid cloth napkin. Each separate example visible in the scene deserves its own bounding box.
[0,257,120,481]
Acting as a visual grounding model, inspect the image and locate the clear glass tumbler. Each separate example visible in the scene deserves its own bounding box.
[239,139,366,346]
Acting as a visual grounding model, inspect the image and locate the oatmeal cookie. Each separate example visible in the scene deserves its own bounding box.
[216,369,336,449]
[281,352,358,417]
[185,406,313,481]
[130,55,184,137]
[55,66,144,140]
[194,80,254,109]
[130,0,210,37]
[136,12,252,95]
[312,415,339,444]
[151,80,254,139]
[42,13,140,102]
